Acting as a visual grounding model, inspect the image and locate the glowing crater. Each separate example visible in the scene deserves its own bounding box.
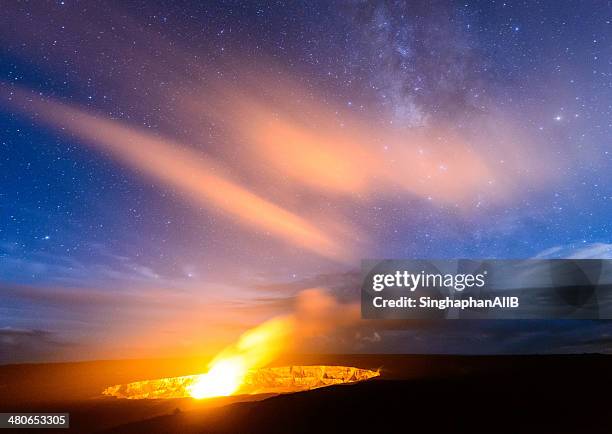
[103,365,380,400]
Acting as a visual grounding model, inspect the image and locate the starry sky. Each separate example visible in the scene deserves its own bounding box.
[1,0,611,363]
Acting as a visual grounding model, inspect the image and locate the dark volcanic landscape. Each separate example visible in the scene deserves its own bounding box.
[1,354,611,433]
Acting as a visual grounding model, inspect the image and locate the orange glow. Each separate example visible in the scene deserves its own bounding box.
[186,316,294,399]
[187,358,246,399]
[175,289,362,399]
[101,289,364,399]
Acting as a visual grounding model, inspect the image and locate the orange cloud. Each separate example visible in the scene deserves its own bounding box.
[194,76,502,204]
[1,86,350,262]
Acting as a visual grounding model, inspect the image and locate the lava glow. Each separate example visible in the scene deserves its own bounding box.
[103,365,380,400]
[103,306,378,400]
[180,316,296,399]
[102,290,372,400]
[186,357,246,399]
[167,315,295,399]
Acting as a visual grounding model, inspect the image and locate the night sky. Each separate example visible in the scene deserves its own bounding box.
[1,1,611,363]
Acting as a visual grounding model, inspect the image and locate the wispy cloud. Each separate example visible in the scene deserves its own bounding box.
[535,243,612,259]
[1,86,352,262]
